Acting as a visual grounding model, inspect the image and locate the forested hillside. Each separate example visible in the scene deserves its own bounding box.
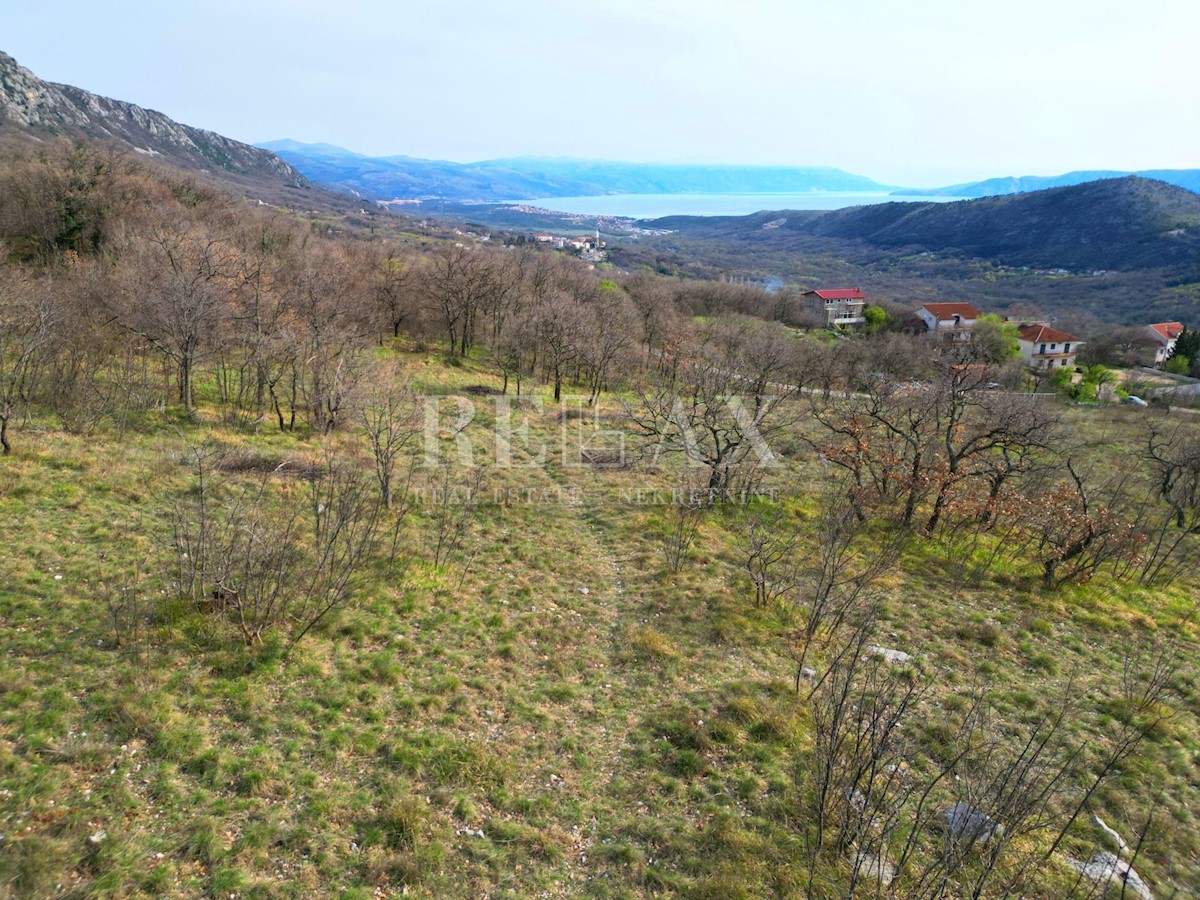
[653,177,1200,274]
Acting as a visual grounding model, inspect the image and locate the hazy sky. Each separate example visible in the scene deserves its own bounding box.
[4,0,1198,185]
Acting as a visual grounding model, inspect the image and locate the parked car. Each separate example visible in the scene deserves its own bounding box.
[1123,395,1149,407]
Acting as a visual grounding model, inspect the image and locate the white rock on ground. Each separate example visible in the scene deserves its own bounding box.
[1066,852,1152,900]
[1091,813,1129,853]
[853,851,897,886]
[868,646,911,664]
[943,802,1001,845]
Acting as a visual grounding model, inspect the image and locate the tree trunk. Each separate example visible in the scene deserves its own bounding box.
[179,356,194,413]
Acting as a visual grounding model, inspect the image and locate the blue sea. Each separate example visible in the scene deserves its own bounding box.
[525,192,967,218]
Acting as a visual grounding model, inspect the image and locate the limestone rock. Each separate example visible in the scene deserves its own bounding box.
[853,851,896,886]
[1091,813,1129,854]
[1066,852,1151,900]
[868,646,911,664]
[943,802,1001,845]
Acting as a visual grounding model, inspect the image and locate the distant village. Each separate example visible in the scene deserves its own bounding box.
[802,288,1187,375]
[532,229,608,263]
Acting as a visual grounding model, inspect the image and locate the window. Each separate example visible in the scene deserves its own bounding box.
[1040,343,1047,354]
[1051,343,1057,350]
[1064,343,1071,353]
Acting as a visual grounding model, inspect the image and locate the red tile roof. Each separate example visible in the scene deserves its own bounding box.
[805,288,866,300]
[1017,323,1080,345]
[920,302,983,321]
[1147,322,1184,343]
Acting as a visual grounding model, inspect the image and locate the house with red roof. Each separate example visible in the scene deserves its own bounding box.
[802,288,867,328]
[1015,322,1082,370]
[1139,322,1184,369]
[909,302,983,342]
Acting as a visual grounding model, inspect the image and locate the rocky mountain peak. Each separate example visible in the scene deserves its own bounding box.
[0,50,305,187]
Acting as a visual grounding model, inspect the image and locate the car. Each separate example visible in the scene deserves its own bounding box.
[1123,395,1149,407]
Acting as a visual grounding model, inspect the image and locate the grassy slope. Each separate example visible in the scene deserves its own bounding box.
[1,351,1198,897]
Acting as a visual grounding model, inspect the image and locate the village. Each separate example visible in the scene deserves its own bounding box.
[532,229,608,263]
[802,287,1190,398]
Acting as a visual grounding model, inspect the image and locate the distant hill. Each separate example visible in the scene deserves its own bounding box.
[901,169,1200,198]
[258,139,895,202]
[0,51,307,192]
[652,177,1200,274]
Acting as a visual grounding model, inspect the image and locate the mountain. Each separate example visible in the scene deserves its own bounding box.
[652,177,1200,273]
[0,51,306,190]
[901,169,1200,198]
[257,139,895,202]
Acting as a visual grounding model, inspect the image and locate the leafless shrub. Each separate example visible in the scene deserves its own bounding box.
[804,615,928,896]
[788,486,904,691]
[423,465,489,570]
[166,442,384,649]
[98,562,155,660]
[662,483,706,574]
[740,505,799,607]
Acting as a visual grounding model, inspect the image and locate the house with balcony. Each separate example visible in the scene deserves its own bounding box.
[802,288,867,328]
[907,302,983,342]
[1016,323,1082,369]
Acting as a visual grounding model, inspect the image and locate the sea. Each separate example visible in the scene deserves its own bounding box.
[524,192,968,219]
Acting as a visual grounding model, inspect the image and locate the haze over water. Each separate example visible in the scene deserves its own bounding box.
[526,192,968,218]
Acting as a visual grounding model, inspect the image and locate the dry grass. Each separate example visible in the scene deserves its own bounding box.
[0,352,1197,897]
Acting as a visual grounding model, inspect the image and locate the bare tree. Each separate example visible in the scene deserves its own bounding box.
[424,465,489,569]
[622,272,681,362]
[286,453,386,650]
[491,306,535,395]
[0,270,59,454]
[662,480,707,574]
[532,290,584,402]
[578,281,638,404]
[371,246,416,340]
[1030,461,1144,590]
[282,242,367,434]
[626,319,801,503]
[121,222,235,415]
[357,366,421,508]
[804,616,927,896]
[1131,420,1200,585]
[420,245,493,357]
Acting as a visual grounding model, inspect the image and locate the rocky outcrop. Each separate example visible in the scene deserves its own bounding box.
[0,51,305,186]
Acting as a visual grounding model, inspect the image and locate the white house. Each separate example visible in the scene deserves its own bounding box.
[910,302,983,342]
[1139,322,1184,369]
[802,288,867,328]
[1016,323,1082,370]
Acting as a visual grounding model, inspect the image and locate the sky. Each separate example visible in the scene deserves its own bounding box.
[4,0,1199,186]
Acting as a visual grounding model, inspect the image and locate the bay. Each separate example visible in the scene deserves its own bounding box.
[524,191,968,218]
